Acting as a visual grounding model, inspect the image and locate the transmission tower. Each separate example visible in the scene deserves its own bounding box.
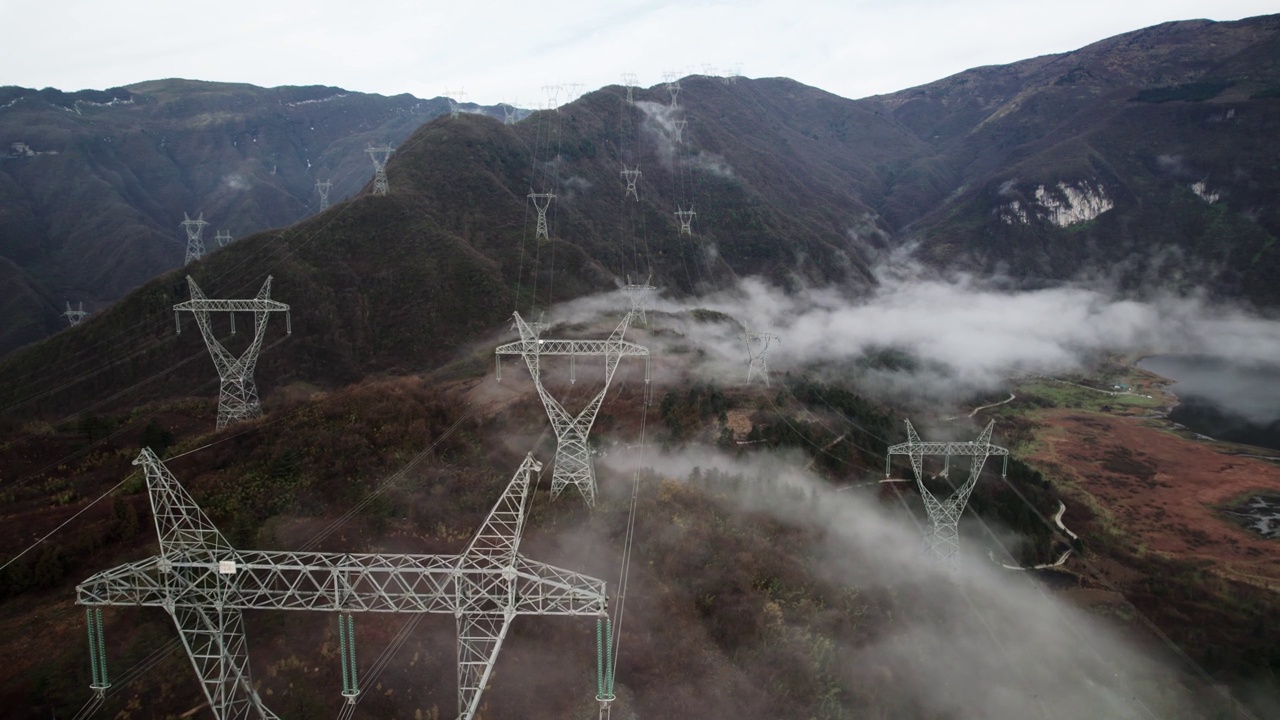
[740,330,779,386]
[316,179,332,210]
[173,276,291,430]
[674,207,696,235]
[77,448,607,720]
[63,301,88,326]
[215,230,232,248]
[501,102,518,125]
[366,144,394,196]
[620,165,641,201]
[529,191,555,241]
[673,118,687,144]
[444,88,466,118]
[886,420,1010,571]
[621,275,656,326]
[181,213,209,265]
[542,84,562,112]
[663,72,681,107]
[621,73,637,104]
[495,312,650,506]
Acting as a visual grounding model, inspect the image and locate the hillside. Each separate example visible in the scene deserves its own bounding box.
[867,14,1280,301]
[0,80,505,354]
[2,14,1280,720]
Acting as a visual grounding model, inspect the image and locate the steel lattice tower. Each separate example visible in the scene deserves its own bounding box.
[673,118,687,144]
[495,312,650,506]
[215,230,232,248]
[174,276,291,430]
[674,207,696,235]
[77,448,606,720]
[316,179,332,210]
[444,89,466,118]
[501,102,517,125]
[621,73,637,104]
[886,420,1010,571]
[620,165,641,201]
[663,72,681,107]
[529,191,555,241]
[366,144,394,196]
[621,275,656,326]
[63,301,88,326]
[182,213,209,265]
[740,330,779,385]
[542,84,561,112]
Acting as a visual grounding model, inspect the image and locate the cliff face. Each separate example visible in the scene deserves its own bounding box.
[862,15,1280,301]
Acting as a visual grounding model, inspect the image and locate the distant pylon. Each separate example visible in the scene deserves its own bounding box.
[173,276,291,429]
[621,275,655,326]
[495,312,651,506]
[886,420,1010,571]
[674,207,696,235]
[444,89,466,118]
[701,64,717,77]
[181,213,209,265]
[529,191,555,241]
[63,301,88,326]
[564,83,584,103]
[621,73,637,104]
[542,84,562,112]
[621,165,641,201]
[366,144,394,196]
[740,330,779,385]
[215,231,232,248]
[501,102,518,125]
[316,179,332,210]
[673,118,687,144]
[663,72,680,108]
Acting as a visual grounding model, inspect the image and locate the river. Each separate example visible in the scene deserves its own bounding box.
[1137,354,1280,453]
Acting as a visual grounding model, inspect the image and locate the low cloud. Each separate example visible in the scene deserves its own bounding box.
[222,173,250,190]
[546,258,1280,404]
[594,444,1219,719]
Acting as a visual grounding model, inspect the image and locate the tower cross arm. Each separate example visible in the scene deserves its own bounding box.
[78,549,605,615]
[496,339,649,357]
[512,557,608,616]
[172,298,291,313]
[885,440,1010,457]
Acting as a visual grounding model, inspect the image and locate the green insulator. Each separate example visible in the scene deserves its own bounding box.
[95,608,108,686]
[345,615,358,690]
[605,617,614,695]
[85,609,101,688]
[595,618,604,697]
[338,614,351,694]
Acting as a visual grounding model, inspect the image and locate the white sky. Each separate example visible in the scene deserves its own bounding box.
[1,1,1275,104]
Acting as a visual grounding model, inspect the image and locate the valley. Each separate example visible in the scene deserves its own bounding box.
[0,11,1278,720]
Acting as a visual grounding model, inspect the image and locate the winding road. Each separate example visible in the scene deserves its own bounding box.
[998,500,1078,571]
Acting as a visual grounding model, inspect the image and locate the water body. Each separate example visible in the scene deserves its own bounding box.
[1225,495,1280,539]
[1137,354,1280,452]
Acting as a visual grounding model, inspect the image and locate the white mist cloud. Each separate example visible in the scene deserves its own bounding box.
[596,444,1217,719]
[547,259,1280,402]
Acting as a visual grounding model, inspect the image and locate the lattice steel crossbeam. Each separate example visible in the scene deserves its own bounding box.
[76,449,606,720]
[79,552,604,616]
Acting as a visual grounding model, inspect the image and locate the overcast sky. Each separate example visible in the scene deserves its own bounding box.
[2,1,1275,105]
